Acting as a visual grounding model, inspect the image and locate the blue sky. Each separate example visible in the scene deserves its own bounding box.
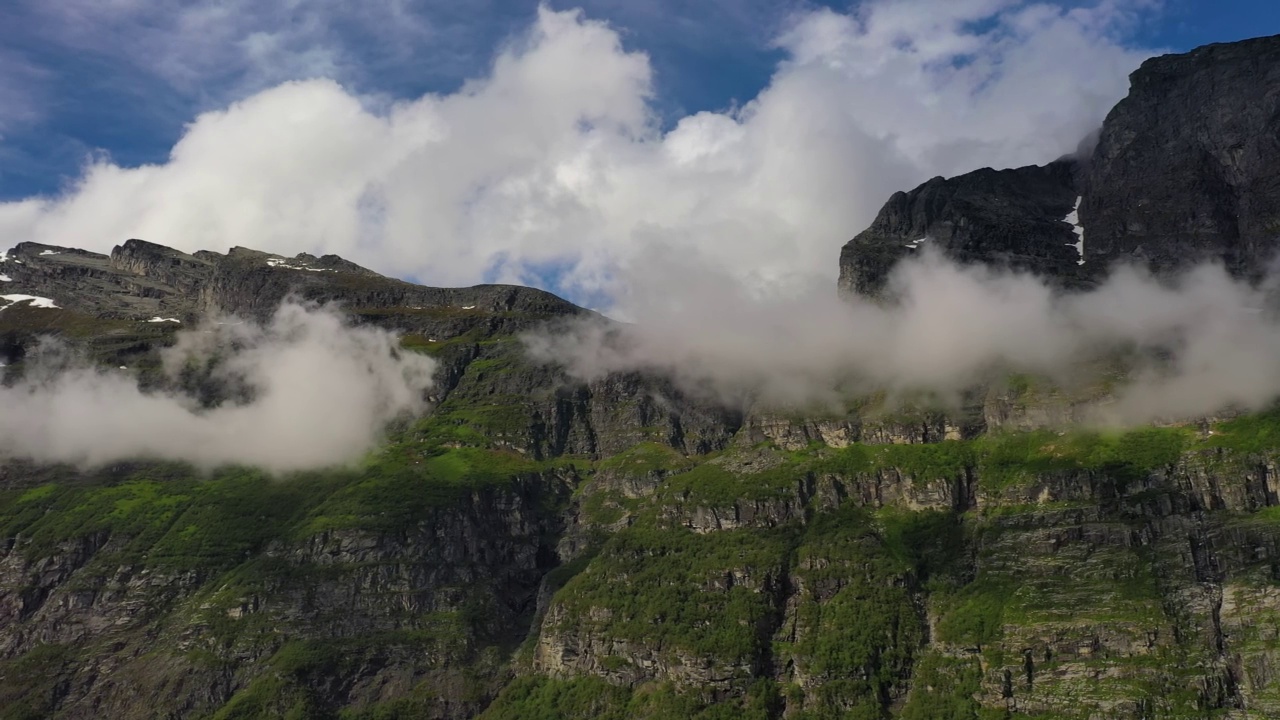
[2,0,1273,202]
[0,0,1275,307]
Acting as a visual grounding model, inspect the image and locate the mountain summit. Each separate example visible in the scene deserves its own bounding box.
[839,33,1280,298]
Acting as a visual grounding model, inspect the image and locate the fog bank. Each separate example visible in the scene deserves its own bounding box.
[525,249,1280,424]
[0,301,435,471]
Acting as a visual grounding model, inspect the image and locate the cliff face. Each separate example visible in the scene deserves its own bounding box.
[837,160,1084,297]
[840,33,1280,298]
[3,32,1280,720]
[0,466,575,720]
[1084,36,1280,278]
[8,417,1280,719]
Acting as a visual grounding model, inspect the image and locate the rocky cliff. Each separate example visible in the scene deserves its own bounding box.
[839,33,1280,298]
[3,32,1280,720]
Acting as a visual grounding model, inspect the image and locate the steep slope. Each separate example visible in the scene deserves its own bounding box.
[837,160,1085,298]
[1084,35,1280,278]
[840,33,1280,297]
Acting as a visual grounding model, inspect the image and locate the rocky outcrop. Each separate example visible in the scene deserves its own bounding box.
[1084,35,1280,279]
[109,239,215,297]
[0,238,585,324]
[1,241,199,319]
[839,33,1280,298]
[838,160,1085,297]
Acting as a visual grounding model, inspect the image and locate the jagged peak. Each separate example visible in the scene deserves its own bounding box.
[840,32,1280,297]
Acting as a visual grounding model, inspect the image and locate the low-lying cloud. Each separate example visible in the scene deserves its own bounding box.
[525,249,1280,425]
[0,302,435,471]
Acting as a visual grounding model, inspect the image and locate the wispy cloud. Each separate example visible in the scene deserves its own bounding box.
[0,48,50,138]
[10,0,451,104]
[527,246,1280,425]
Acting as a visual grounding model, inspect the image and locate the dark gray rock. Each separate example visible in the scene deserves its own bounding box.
[839,33,1280,297]
[837,160,1085,297]
[1083,34,1280,278]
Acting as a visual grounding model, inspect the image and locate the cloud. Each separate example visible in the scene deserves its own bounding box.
[0,49,50,139]
[0,2,1155,307]
[524,248,1280,425]
[0,301,435,472]
[8,0,454,105]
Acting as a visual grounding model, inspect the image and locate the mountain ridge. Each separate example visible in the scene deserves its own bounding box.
[839,32,1280,298]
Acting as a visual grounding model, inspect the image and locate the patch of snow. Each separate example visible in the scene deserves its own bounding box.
[119,366,128,370]
[267,257,334,272]
[39,249,60,256]
[1063,196,1085,265]
[0,294,59,310]
[903,237,929,250]
[427,338,437,343]
[0,248,7,263]
[0,274,9,283]
[461,305,476,310]
[147,317,181,323]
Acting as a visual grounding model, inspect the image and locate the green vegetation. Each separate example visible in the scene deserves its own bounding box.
[554,524,792,664]
[898,654,983,720]
[301,445,548,534]
[0,441,565,568]
[933,577,1011,648]
[976,426,1190,488]
[0,644,75,720]
[0,469,321,569]
[480,677,780,720]
[0,305,135,337]
[1205,407,1280,453]
[662,461,800,506]
[787,506,924,711]
[815,424,1195,491]
[598,442,695,476]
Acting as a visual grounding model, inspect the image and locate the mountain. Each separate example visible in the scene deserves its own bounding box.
[840,34,1280,298]
[4,35,1280,720]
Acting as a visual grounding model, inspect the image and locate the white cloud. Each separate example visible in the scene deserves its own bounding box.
[526,248,1280,425]
[0,301,435,471]
[0,2,1155,309]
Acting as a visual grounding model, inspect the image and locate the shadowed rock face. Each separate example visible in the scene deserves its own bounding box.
[1083,35,1280,278]
[840,33,1280,298]
[837,160,1084,298]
